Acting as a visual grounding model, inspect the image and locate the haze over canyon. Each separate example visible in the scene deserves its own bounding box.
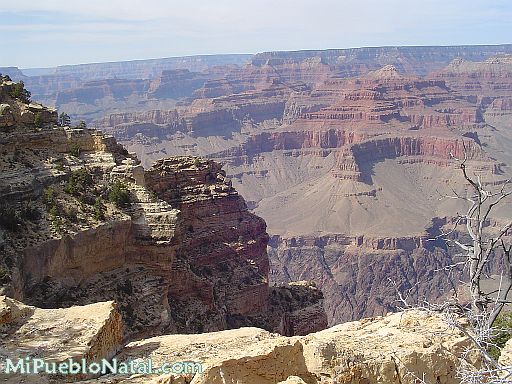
[3,44,511,326]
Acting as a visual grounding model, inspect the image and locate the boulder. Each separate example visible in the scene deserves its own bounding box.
[0,296,124,383]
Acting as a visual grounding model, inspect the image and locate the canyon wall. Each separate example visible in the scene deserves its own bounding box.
[0,78,327,339]
[8,47,512,327]
[252,44,512,76]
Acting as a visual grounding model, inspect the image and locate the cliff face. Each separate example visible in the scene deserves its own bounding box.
[147,69,209,99]
[251,44,512,76]
[0,78,327,338]
[435,56,512,96]
[55,78,149,105]
[143,157,271,328]
[11,47,512,327]
[268,236,455,324]
[87,51,512,326]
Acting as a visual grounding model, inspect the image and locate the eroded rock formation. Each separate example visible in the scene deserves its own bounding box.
[84,50,512,326]
[2,306,471,383]
[0,79,326,339]
[0,296,123,383]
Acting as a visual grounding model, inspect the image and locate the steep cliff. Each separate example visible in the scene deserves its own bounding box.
[0,78,326,338]
[92,52,512,326]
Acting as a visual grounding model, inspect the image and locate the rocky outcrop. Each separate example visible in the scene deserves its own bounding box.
[0,78,57,129]
[143,157,271,329]
[70,309,469,384]
[0,296,123,382]
[269,281,328,336]
[0,80,327,339]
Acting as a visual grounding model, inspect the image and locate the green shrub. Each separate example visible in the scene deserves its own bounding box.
[58,112,71,127]
[68,143,81,157]
[108,182,131,208]
[54,158,65,171]
[34,112,43,128]
[48,205,59,218]
[48,205,63,230]
[489,312,512,360]
[42,186,56,207]
[9,81,31,102]
[0,205,20,231]
[76,120,87,129]
[93,197,106,220]
[63,168,93,196]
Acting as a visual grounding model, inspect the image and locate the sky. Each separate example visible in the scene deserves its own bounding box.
[2,0,511,69]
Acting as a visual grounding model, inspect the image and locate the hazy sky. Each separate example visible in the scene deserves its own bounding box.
[3,0,511,68]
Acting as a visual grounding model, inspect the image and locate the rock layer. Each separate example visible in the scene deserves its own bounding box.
[0,79,327,339]
[76,309,469,384]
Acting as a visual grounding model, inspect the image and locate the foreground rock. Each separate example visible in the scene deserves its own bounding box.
[70,309,468,384]
[0,296,123,383]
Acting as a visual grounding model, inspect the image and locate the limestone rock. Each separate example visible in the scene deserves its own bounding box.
[301,310,466,383]
[0,103,14,127]
[0,295,33,326]
[77,309,468,384]
[0,296,123,382]
[499,338,512,367]
[278,377,308,384]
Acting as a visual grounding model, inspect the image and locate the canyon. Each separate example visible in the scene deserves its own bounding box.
[17,45,509,325]
[2,44,512,382]
[0,77,327,340]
